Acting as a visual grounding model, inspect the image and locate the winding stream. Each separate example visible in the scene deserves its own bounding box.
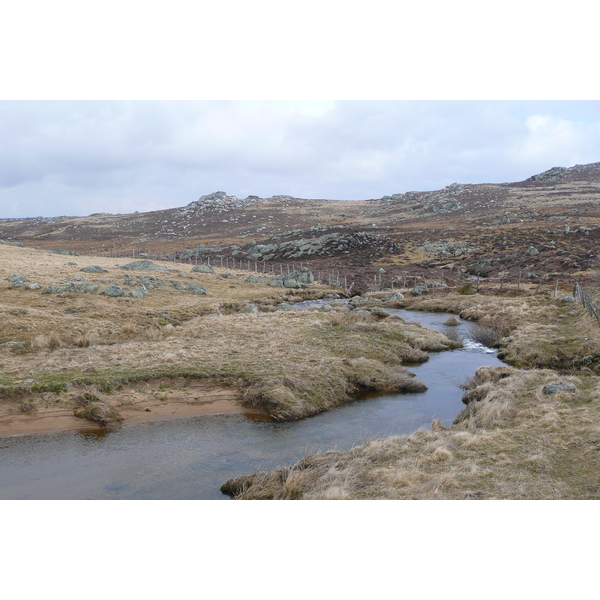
[0,307,504,499]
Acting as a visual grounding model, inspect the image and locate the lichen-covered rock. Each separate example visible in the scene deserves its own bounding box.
[276,302,294,310]
[102,285,127,297]
[385,292,405,301]
[245,275,267,284]
[191,264,215,274]
[53,249,78,256]
[239,304,259,314]
[184,284,207,295]
[7,273,29,287]
[542,381,576,395]
[122,260,170,271]
[129,287,150,298]
[75,283,99,293]
[81,265,107,273]
[42,282,77,294]
[268,268,314,289]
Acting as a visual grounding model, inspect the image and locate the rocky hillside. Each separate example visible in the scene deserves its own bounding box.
[2,162,600,287]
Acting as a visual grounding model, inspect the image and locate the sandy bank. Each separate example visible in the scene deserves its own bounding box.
[0,378,267,438]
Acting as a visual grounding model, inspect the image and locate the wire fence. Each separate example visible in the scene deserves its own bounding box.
[573,282,600,325]
[76,247,579,299]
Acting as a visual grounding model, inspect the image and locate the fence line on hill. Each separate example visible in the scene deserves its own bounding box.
[76,247,579,300]
[573,282,600,325]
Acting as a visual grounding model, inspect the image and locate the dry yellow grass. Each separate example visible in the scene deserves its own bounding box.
[1,244,458,427]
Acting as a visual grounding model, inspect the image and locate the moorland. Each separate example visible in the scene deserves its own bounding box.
[2,161,600,499]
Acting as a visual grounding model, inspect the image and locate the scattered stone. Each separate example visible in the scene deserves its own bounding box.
[122,260,171,271]
[526,246,539,256]
[75,283,99,293]
[542,382,577,395]
[239,304,259,314]
[53,249,78,256]
[191,264,216,274]
[444,316,461,326]
[276,302,294,310]
[81,265,107,273]
[560,295,575,303]
[129,287,150,298]
[268,268,314,289]
[7,273,29,287]
[385,292,404,301]
[183,284,207,295]
[220,272,237,279]
[1,341,26,353]
[42,282,77,294]
[66,262,78,266]
[411,286,427,296]
[245,275,267,284]
[102,285,127,297]
[27,282,41,291]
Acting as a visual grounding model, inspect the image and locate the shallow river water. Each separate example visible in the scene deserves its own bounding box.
[0,307,504,499]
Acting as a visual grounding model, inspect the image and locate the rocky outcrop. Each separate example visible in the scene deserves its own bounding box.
[52,249,79,256]
[542,381,576,394]
[191,264,215,274]
[7,273,29,287]
[275,231,397,259]
[239,304,259,314]
[173,227,398,263]
[267,268,315,289]
[122,260,172,272]
[176,191,264,216]
[101,285,128,297]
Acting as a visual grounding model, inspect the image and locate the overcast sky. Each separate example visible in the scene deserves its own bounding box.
[1,100,599,219]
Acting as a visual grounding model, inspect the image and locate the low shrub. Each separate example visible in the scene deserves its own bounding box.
[73,392,122,426]
[457,285,475,295]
